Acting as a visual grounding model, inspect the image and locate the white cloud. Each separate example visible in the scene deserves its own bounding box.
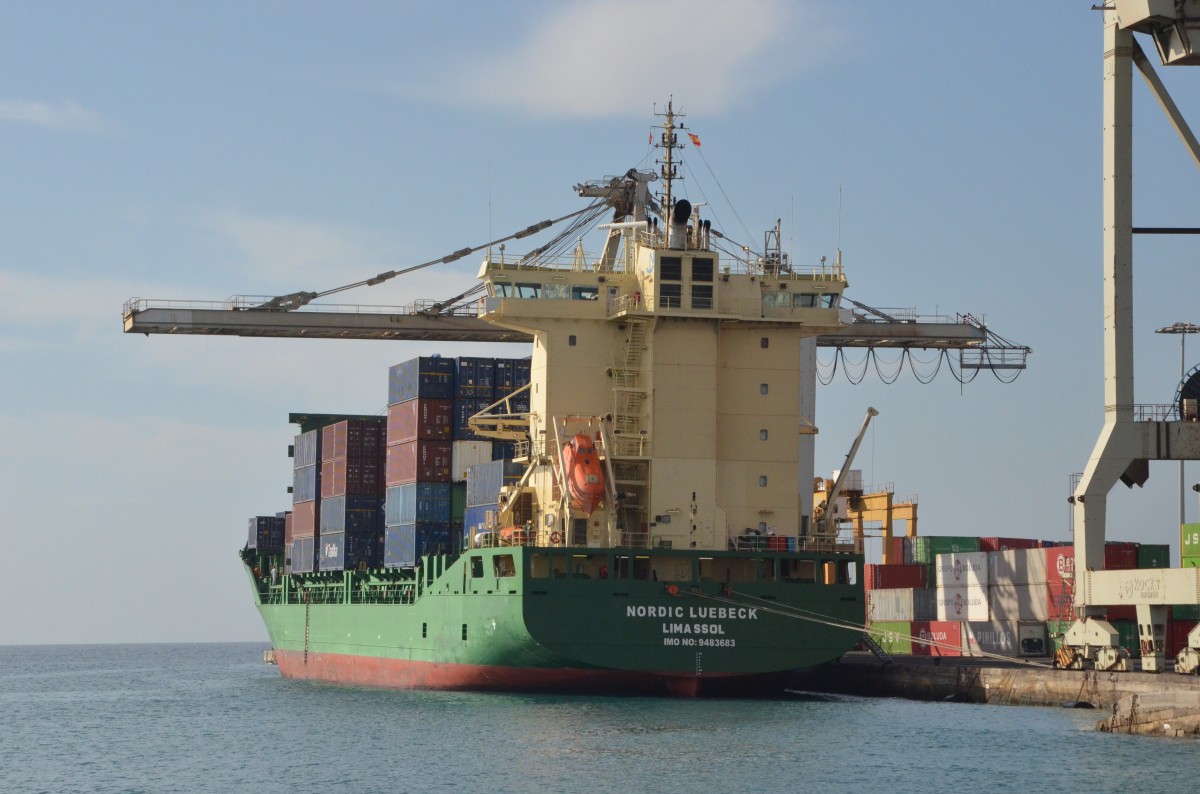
[418,0,837,118]
[0,98,110,132]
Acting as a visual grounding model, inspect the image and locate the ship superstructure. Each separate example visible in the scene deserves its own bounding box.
[474,102,848,554]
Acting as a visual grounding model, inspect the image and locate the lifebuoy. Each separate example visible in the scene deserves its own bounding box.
[550,531,562,544]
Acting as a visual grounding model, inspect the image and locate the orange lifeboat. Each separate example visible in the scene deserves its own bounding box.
[498,526,529,546]
[563,434,605,516]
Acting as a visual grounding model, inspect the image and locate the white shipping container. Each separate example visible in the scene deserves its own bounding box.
[451,441,493,482]
[936,585,989,621]
[989,582,1050,621]
[961,620,1019,657]
[867,588,938,622]
[988,548,1047,586]
[934,551,989,588]
[1018,621,1048,657]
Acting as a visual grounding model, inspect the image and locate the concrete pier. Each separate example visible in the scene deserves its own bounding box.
[795,653,1200,729]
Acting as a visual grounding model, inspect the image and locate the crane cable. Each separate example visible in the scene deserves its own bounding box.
[255,202,606,311]
[682,586,1054,669]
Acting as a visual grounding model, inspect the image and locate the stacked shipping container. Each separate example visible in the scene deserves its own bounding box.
[385,356,456,568]
[319,419,386,571]
[866,537,1195,661]
[289,429,322,573]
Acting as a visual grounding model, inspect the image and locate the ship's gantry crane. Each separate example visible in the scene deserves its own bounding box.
[1062,1,1200,673]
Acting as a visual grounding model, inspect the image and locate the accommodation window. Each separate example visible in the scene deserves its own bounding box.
[660,256,683,281]
[760,383,769,395]
[759,429,768,440]
[569,335,577,346]
[659,284,682,309]
[462,624,468,640]
[759,476,768,487]
[761,337,769,349]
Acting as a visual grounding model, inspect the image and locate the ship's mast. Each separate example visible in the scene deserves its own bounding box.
[658,100,683,224]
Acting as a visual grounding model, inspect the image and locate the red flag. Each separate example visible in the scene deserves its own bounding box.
[688,132,701,147]
[649,131,654,144]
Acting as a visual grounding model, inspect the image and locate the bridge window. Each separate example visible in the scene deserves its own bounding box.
[493,282,514,297]
[572,285,598,301]
[493,554,515,578]
[516,283,541,298]
[821,294,839,309]
[795,293,819,308]
[542,283,569,300]
[470,556,484,578]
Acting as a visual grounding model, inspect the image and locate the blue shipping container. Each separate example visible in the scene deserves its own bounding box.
[292,464,320,503]
[319,495,384,534]
[463,503,499,545]
[466,459,525,507]
[247,516,285,551]
[385,483,451,525]
[494,357,533,391]
[455,356,496,399]
[389,356,455,404]
[318,530,380,571]
[294,430,322,468]
[453,398,494,441]
[384,523,453,568]
[289,536,316,574]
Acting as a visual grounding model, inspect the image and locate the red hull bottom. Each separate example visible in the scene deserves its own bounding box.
[275,650,795,698]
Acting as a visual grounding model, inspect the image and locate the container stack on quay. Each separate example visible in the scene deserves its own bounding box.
[865,537,1195,660]
[318,418,387,571]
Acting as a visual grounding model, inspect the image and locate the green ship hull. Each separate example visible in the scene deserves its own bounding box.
[247,545,864,697]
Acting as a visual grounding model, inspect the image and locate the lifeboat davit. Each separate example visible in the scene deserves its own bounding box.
[563,434,605,516]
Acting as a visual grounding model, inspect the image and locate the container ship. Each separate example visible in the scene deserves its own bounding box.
[240,103,867,696]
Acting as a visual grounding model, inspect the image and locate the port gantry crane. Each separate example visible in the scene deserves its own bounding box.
[1059,1,1200,673]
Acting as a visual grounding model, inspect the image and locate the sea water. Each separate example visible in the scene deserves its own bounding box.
[1,643,1196,793]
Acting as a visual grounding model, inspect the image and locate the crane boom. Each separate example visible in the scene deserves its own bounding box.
[814,407,879,539]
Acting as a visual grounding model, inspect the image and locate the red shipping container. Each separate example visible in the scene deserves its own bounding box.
[1104,542,1139,570]
[322,419,387,462]
[910,621,962,656]
[387,399,453,444]
[979,537,1041,553]
[292,500,319,538]
[321,458,385,498]
[1168,621,1198,659]
[865,563,926,590]
[1045,546,1075,587]
[1106,605,1137,622]
[386,439,452,485]
[884,536,907,565]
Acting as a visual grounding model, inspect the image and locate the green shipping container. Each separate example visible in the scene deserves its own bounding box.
[1183,524,1200,557]
[1174,604,1200,621]
[1137,544,1171,569]
[1047,619,1074,654]
[451,482,466,524]
[1110,619,1139,653]
[1184,556,1200,570]
[912,536,981,565]
[868,621,912,656]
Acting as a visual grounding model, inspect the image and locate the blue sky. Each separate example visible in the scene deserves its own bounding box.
[3,1,1199,644]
